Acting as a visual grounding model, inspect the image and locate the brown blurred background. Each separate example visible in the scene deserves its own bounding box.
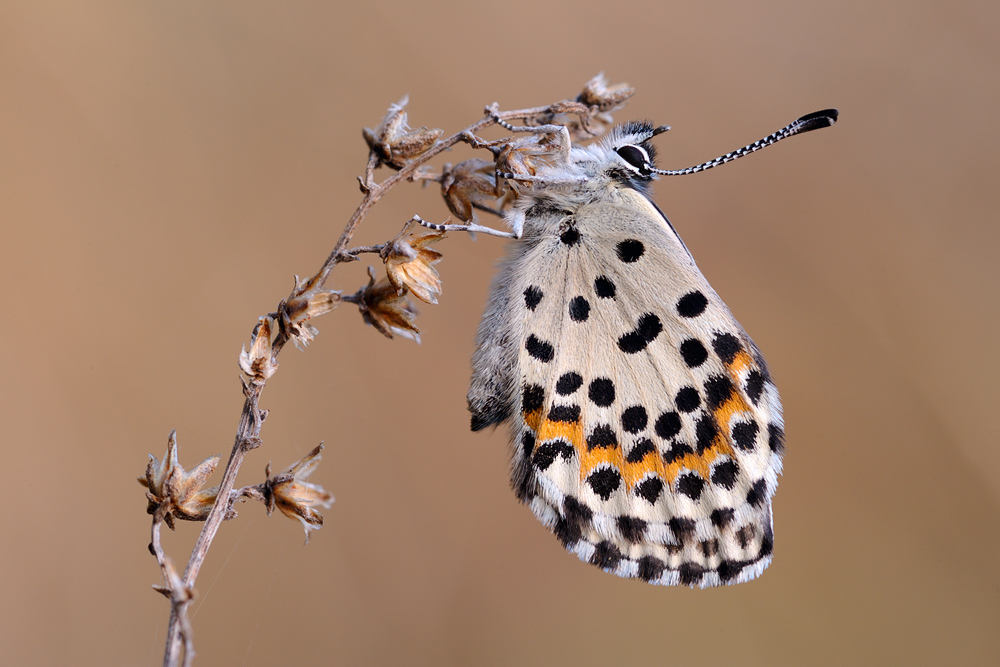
[2,1,998,665]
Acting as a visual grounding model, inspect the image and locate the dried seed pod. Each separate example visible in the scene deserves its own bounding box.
[139,431,221,528]
[441,159,504,222]
[385,230,445,304]
[363,96,443,169]
[357,267,420,342]
[239,316,279,384]
[264,444,333,543]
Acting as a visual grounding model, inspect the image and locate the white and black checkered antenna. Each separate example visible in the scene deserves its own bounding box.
[651,109,839,177]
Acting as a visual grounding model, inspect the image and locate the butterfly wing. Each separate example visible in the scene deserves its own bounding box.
[469,187,784,587]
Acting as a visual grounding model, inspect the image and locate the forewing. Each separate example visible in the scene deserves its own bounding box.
[507,189,784,587]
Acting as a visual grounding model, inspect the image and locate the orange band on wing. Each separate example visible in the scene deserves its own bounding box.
[537,417,584,448]
[622,449,666,490]
[727,350,754,374]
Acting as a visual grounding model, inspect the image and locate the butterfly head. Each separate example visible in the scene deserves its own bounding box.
[578,121,670,193]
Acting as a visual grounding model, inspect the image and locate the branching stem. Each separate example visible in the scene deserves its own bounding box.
[156,94,601,667]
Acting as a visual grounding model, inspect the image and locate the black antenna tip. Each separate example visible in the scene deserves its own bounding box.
[796,109,839,132]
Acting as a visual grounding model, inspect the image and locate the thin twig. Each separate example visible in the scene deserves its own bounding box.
[156,90,608,666]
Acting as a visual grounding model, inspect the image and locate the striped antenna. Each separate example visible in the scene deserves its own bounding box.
[652,109,839,176]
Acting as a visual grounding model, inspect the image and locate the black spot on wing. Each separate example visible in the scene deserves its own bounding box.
[635,477,663,503]
[618,314,662,354]
[520,431,535,458]
[587,467,622,500]
[663,442,693,464]
[525,334,554,362]
[676,473,705,500]
[695,416,717,453]
[712,332,742,364]
[621,406,648,433]
[745,370,765,404]
[594,276,616,298]
[680,339,708,367]
[533,441,574,471]
[704,375,734,409]
[586,424,618,450]
[654,411,681,439]
[768,423,785,453]
[669,517,696,540]
[732,420,759,451]
[569,296,590,322]
[554,495,592,547]
[625,438,655,463]
[676,291,708,317]
[547,404,581,422]
[616,516,647,543]
[588,378,615,406]
[615,239,645,263]
[637,556,666,582]
[746,478,768,507]
[590,540,623,569]
[522,384,545,412]
[555,372,582,395]
[710,508,735,528]
[710,460,739,489]
[523,286,543,310]
[679,563,706,586]
[675,386,700,413]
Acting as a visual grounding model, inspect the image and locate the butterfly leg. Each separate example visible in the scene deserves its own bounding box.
[413,214,519,239]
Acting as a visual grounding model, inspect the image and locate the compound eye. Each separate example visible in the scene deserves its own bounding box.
[615,144,651,176]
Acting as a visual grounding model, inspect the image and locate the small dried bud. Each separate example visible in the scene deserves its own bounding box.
[549,73,636,141]
[385,230,445,304]
[441,159,511,222]
[239,316,279,384]
[282,275,341,349]
[576,73,635,112]
[363,96,443,169]
[356,267,420,342]
[139,431,221,529]
[265,444,334,543]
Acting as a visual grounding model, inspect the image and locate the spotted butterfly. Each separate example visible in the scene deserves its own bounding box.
[428,108,837,586]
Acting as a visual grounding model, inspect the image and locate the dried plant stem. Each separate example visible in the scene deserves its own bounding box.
[163,387,263,666]
[158,97,597,666]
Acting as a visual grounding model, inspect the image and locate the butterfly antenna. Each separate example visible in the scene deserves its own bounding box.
[651,109,838,176]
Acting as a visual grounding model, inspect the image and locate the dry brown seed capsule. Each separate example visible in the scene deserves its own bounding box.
[363,96,443,169]
[385,230,445,304]
[357,267,420,342]
[140,431,221,528]
[266,444,333,543]
[239,315,279,384]
[441,159,504,222]
[577,73,635,111]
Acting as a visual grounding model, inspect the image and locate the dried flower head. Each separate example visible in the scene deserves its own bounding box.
[441,158,512,222]
[546,73,635,140]
[139,431,221,529]
[576,72,635,112]
[264,444,334,543]
[239,315,279,384]
[363,96,443,169]
[385,229,445,304]
[282,274,341,349]
[356,267,420,342]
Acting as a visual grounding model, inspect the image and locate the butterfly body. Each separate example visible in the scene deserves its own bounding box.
[468,121,786,587]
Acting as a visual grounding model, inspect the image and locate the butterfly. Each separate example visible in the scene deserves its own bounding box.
[425,108,837,587]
